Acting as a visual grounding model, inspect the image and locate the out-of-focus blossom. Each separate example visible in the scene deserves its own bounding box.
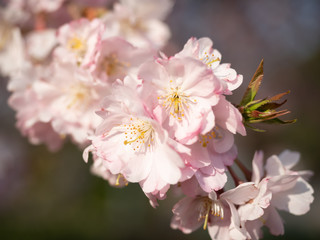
[101,1,171,49]
[8,64,64,151]
[120,0,174,20]
[92,36,154,83]
[54,18,104,68]
[0,25,25,77]
[26,0,66,13]
[26,29,57,62]
[0,0,30,25]
[30,62,109,146]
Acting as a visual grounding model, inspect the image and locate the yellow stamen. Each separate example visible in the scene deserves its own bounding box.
[115,174,128,186]
[203,207,210,230]
[159,85,195,121]
[101,53,130,76]
[68,36,87,63]
[122,118,154,152]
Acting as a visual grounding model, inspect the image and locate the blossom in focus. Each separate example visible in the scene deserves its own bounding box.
[85,77,188,194]
[171,183,258,240]
[138,57,222,143]
[175,37,243,94]
[244,150,314,239]
[180,118,240,193]
[237,151,272,223]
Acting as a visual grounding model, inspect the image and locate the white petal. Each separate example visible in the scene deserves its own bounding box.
[251,151,264,184]
[272,178,314,215]
[221,182,258,205]
[265,155,285,176]
[265,206,284,236]
[278,149,300,170]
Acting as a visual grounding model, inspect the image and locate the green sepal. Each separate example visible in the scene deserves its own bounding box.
[240,59,264,106]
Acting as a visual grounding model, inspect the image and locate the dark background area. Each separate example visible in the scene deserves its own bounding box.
[1,0,319,239]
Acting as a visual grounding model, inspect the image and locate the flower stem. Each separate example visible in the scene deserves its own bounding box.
[235,158,252,181]
[227,166,242,186]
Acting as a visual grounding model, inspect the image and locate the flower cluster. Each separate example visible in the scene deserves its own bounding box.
[171,150,314,239]
[0,1,314,240]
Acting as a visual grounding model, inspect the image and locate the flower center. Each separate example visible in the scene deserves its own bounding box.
[199,51,220,68]
[68,36,87,63]
[66,83,91,109]
[122,118,155,152]
[115,173,129,186]
[199,128,222,147]
[158,82,196,121]
[120,17,146,34]
[100,53,130,76]
[198,197,224,230]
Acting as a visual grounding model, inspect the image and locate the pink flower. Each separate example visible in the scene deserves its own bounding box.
[194,145,237,193]
[237,151,272,222]
[33,62,109,146]
[138,57,222,143]
[144,184,170,208]
[85,77,188,194]
[211,95,246,137]
[90,155,128,188]
[54,18,104,68]
[0,26,26,77]
[178,95,245,193]
[244,150,314,238]
[175,37,243,94]
[8,64,64,151]
[26,29,57,62]
[180,127,238,193]
[92,36,154,83]
[171,184,258,240]
[265,150,314,216]
[101,2,171,49]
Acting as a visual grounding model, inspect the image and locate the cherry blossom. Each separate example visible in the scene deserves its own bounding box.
[33,62,109,146]
[54,18,104,68]
[85,77,188,194]
[101,1,171,49]
[92,36,154,84]
[138,57,222,143]
[171,183,258,240]
[243,150,314,239]
[0,1,315,239]
[0,25,25,77]
[175,37,243,94]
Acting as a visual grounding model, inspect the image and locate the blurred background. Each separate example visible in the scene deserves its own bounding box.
[0,0,320,239]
